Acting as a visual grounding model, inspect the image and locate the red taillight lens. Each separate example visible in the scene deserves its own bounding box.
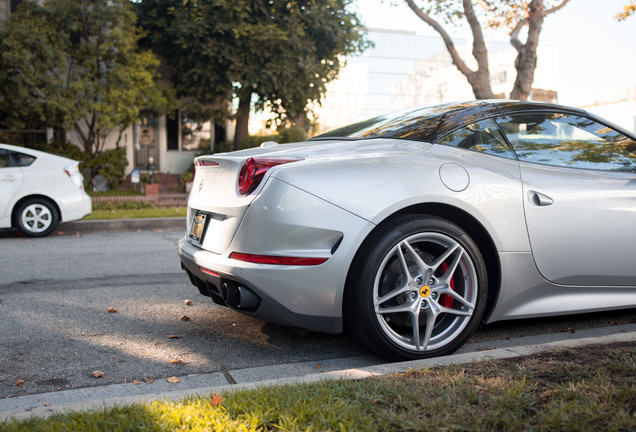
[63,162,83,189]
[230,252,327,266]
[237,157,299,196]
[238,158,257,195]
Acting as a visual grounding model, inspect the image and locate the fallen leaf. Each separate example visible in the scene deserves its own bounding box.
[540,389,556,401]
[180,315,190,321]
[210,393,223,406]
[170,359,184,364]
[168,335,183,339]
[609,320,618,326]
[16,380,24,387]
[107,307,118,313]
[184,299,193,306]
[561,327,576,333]
[92,371,104,378]
[166,376,180,383]
[44,403,50,407]
[133,380,141,385]
[143,376,155,384]
[315,364,322,369]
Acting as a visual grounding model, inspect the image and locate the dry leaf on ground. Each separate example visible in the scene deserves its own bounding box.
[107,307,118,313]
[166,376,180,383]
[180,315,190,321]
[143,376,155,384]
[92,371,104,378]
[170,359,184,364]
[184,299,193,306]
[16,380,24,387]
[210,393,223,406]
[168,335,183,339]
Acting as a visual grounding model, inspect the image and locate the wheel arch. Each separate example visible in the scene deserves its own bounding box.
[11,194,61,227]
[346,202,501,323]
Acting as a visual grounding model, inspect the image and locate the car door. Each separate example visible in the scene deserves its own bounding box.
[496,112,636,286]
[0,149,25,220]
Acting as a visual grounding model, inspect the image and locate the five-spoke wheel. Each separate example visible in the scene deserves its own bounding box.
[345,215,487,360]
[14,198,59,237]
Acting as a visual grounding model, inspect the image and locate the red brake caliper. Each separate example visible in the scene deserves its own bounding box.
[440,262,455,308]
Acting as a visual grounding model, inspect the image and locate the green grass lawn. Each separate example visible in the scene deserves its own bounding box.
[2,343,634,431]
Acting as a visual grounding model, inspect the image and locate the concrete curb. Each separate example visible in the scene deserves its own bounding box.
[58,217,186,235]
[2,330,634,422]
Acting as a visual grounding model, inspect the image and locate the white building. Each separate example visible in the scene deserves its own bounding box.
[313,28,560,133]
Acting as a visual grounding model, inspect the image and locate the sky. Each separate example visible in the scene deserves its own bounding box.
[352,0,636,107]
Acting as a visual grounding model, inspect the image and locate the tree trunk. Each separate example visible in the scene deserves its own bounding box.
[509,0,545,100]
[233,91,251,151]
[405,0,497,100]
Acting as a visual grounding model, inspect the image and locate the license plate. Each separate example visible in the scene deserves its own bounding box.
[189,212,208,243]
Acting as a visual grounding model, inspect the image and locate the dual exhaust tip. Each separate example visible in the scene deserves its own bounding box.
[222,281,261,311]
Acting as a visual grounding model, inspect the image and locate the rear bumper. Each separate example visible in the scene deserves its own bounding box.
[59,192,92,222]
[178,237,343,333]
[177,179,375,333]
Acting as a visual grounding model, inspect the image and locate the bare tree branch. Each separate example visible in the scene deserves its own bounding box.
[511,0,571,52]
[404,0,474,77]
[462,0,490,74]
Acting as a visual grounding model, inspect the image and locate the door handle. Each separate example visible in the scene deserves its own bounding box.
[529,191,554,206]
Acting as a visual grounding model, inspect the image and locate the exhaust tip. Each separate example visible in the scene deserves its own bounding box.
[222,281,261,311]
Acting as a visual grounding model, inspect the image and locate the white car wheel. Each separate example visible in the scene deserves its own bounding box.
[15,199,59,237]
[345,215,488,360]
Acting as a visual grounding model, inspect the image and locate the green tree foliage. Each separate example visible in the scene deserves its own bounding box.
[135,0,370,149]
[0,0,171,182]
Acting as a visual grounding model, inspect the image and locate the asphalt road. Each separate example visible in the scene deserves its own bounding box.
[1,228,634,400]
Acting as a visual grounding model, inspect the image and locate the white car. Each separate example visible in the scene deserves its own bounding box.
[0,144,92,237]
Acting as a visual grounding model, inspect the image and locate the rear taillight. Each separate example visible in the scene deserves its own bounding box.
[64,162,84,189]
[237,157,299,196]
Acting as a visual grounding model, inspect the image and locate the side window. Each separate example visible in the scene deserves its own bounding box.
[436,119,516,159]
[0,149,10,168]
[11,151,36,167]
[496,113,636,171]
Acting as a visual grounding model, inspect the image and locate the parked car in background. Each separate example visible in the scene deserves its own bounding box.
[0,144,91,237]
[177,100,636,361]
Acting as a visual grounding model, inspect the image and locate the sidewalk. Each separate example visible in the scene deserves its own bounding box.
[1,325,634,421]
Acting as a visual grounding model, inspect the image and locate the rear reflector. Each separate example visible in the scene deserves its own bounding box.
[200,267,220,277]
[229,252,327,266]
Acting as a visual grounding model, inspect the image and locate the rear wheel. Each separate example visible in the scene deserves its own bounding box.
[345,214,488,361]
[14,198,59,237]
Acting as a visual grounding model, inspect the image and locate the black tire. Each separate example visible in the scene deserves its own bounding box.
[344,214,488,361]
[14,198,59,237]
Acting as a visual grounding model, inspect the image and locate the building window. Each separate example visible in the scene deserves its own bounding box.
[166,111,179,151]
[166,110,212,152]
[181,112,211,151]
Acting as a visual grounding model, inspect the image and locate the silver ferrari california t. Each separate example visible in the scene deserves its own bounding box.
[178,100,636,360]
